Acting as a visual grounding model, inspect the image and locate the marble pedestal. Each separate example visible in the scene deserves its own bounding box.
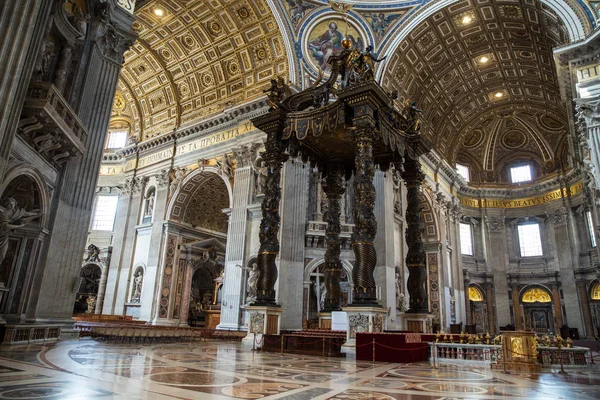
[317,312,332,329]
[400,312,433,333]
[341,306,387,356]
[241,306,284,349]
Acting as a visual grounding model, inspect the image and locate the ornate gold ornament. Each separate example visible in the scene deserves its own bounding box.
[468,286,484,302]
[521,287,552,303]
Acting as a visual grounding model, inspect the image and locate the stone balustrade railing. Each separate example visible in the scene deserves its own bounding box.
[537,346,589,367]
[429,342,502,366]
[306,221,354,248]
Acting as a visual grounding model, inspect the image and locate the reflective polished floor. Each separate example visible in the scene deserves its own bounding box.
[0,339,599,399]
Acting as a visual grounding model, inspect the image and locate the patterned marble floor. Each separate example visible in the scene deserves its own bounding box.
[0,339,599,399]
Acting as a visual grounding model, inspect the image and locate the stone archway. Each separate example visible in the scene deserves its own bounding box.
[73,263,102,315]
[302,258,353,328]
[168,169,231,234]
[468,285,487,333]
[520,286,554,333]
[0,174,45,320]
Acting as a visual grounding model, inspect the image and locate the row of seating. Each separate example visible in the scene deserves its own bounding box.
[73,314,137,322]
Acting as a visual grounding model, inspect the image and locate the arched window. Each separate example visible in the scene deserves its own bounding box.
[591,282,600,301]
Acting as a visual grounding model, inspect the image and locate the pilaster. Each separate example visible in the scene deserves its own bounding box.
[219,145,256,329]
[277,161,309,329]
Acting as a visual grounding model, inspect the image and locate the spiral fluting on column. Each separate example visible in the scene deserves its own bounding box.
[352,242,378,304]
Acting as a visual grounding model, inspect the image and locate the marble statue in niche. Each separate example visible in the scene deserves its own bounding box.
[144,189,155,217]
[254,161,267,195]
[85,244,100,262]
[131,269,143,303]
[393,171,401,214]
[313,280,326,312]
[238,262,259,303]
[0,198,42,266]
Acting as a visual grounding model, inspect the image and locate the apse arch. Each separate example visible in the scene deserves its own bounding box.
[303,257,354,283]
[167,167,232,234]
[376,0,587,82]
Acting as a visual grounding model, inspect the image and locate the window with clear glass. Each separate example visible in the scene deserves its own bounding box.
[510,164,532,183]
[586,211,596,248]
[106,130,128,149]
[459,223,473,255]
[456,164,470,182]
[91,196,119,231]
[517,223,543,257]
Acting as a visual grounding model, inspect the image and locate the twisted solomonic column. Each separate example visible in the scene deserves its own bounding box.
[322,166,345,312]
[350,127,378,305]
[254,115,287,306]
[401,154,429,313]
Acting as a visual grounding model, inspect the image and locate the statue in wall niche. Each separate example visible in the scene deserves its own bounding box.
[86,295,96,314]
[0,198,42,266]
[131,270,143,303]
[237,263,259,303]
[395,271,407,312]
[254,161,268,195]
[85,244,101,262]
[393,172,401,214]
[144,191,155,217]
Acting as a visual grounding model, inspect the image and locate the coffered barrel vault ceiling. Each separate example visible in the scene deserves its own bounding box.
[381,0,571,183]
[109,0,598,184]
[112,0,289,140]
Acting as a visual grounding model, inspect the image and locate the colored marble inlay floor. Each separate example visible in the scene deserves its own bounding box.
[0,340,598,399]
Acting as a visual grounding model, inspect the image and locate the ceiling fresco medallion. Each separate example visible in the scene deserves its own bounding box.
[502,130,527,149]
[302,16,368,73]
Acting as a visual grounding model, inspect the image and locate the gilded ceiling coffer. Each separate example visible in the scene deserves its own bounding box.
[251,43,431,309]
[322,164,345,311]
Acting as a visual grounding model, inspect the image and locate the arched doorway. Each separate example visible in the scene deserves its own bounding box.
[589,280,600,337]
[302,259,353,329]
[520,286,553,333]
[468,285,487,333]
[157,169,230,325]
[73,263,102,315]
[0,174,45,319]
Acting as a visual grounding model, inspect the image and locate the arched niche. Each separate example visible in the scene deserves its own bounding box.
[141,186,156,224]
[0,172,47,317]
[468,284,488,333]
[302,258,353,327]
[520,285,554,333]
[129,263,145,304]
[590,280,600,336]
[167,168,232,234]
[73,263,102,315]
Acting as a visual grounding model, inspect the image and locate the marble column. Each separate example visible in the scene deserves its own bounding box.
[322,166,345,312]
[511,284,522,330]
[140,170,170,321]
[219,145,255,329]
[552,207,584,332]
[485,282,496,333]
[550,283,563,332]
[464,271,472,325]
[350,126,378,306]
[485,215,509,328]
[32,6,134,321]
[251,111,287,306]
[278,160,309,329]
[576,279,595,337]
[0,0,53,176]
[401,155,428,313]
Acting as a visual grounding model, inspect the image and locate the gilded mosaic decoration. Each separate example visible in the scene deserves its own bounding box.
[521,287,552,303]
